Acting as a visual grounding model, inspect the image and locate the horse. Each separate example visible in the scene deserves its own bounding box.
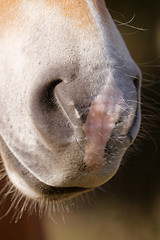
[0,0,141,208]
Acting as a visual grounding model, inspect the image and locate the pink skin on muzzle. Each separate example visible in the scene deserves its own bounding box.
[83,85,123,172]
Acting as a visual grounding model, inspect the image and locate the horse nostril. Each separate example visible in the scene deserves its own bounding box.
[39,79,62,111]
[75,105,91,124]
[133,77,140,92]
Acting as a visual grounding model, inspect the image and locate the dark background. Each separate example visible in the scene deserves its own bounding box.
[0,1,160,240]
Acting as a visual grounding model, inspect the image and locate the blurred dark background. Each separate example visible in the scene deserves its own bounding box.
[1,1,160,240]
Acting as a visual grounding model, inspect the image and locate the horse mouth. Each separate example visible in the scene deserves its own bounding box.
[35,183,91,201]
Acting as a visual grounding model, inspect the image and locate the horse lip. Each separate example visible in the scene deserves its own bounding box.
[37,183,92,201]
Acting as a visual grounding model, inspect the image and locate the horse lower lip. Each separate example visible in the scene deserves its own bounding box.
[36,180,92,201]
[38,184,91,200]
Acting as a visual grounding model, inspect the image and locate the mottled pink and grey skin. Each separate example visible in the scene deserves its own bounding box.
[0,0,141,201]
[83,83,123,172]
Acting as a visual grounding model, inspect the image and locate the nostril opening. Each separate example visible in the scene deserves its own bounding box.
[81,113,88,123]
[133,77,140,91]
[40,79,62,111]
[75,105,91,124]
